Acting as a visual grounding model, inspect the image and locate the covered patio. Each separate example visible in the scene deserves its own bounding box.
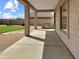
[0,29,74,59]
[19,0,56,36]
[0,0,76,59]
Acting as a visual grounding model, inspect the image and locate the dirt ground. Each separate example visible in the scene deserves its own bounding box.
[0,30,24,52]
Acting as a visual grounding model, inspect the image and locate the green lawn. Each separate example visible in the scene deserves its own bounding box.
[0,25,24,33]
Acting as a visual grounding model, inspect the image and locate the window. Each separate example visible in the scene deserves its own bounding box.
[60,0,69,34]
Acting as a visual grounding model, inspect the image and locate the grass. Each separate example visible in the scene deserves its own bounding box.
[0,25,24,33]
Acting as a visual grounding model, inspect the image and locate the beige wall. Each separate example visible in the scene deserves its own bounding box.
[30,18,54,28]
[50,16,54,28]
[30,18,51,25]
[55,0,79,59]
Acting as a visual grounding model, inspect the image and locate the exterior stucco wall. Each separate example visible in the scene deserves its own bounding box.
[30,18,54,28]
[30,18,51,25]
[50,16,54,28]
[55,0,79,59]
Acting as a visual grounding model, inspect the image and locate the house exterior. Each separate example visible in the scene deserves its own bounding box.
[19,0,79,59]
[0,12,54,29]
[55,0,79,59]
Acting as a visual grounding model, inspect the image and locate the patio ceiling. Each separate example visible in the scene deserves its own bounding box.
[27,0,59,10]
[19,0,59,11]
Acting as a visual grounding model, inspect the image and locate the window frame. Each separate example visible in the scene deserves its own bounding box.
[60,0,69,38]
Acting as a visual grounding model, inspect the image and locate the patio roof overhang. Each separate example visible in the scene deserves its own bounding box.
[18,0,59,12]
[18,0,58,36]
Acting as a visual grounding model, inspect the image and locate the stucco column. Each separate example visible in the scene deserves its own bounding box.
[24,3,30,36]
[34,12,38,30]
[54,12,56,30]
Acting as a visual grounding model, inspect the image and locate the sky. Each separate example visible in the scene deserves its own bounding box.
[0,0,24,19]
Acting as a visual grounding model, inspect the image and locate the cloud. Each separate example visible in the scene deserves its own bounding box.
[19,13,24,18]
[22,13,24,18]
[2,13,17,19]
[4,0,19,12]
[0,11,1,18]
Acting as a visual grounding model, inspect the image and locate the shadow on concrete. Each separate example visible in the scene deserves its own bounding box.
[42,31,75,59]
[29,36,45,42]
[29,30,75,59]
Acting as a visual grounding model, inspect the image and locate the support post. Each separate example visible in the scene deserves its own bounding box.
[54,12,56,30]
[34,12,38,30]
[24,3,30,36]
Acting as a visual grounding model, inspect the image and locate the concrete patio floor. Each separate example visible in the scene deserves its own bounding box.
[0,29,74,59]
